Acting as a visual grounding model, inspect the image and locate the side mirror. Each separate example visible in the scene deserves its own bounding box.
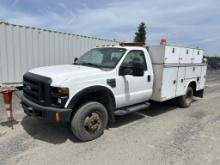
[119,66,133,76]
[119,60,144,77]
[73,57,78,64]
[132,60,144,77]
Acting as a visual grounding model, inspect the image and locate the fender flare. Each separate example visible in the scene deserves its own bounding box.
[185,80,197,93]
[67,85,116,122]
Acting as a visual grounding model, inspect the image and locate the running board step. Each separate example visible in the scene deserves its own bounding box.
[114,102,151,116]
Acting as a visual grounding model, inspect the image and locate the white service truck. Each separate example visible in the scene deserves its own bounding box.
[21,43,207,141]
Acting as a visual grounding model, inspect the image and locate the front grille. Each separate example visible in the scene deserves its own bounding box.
[23,72,52,106]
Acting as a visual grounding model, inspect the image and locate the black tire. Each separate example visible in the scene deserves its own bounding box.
[71,102,108,142]
[178,86,194,108]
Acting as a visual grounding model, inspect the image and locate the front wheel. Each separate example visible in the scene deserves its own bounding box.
[71,102,108,142]
[178,86,194,108]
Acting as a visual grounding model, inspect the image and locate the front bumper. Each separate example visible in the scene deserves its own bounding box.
[21,96,72,123]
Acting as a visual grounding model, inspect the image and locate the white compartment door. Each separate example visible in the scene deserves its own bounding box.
[176,67,186,96]
[179,48,193,64]
[164,46,180,64]
[185,66,202,79]
[161,67,178,101]
[193,49,203,63]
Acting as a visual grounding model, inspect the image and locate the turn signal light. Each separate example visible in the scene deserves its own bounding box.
[53,87,69,96]
[55,112,60,122]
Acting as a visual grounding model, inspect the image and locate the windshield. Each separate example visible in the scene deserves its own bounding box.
[75,48,126,68]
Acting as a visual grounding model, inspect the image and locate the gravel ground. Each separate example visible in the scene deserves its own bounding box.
[0,70,220,165]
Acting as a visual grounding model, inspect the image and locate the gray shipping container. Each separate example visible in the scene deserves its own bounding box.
[0,22,119,86]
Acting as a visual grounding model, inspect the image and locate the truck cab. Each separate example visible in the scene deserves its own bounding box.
[21,43,207,141]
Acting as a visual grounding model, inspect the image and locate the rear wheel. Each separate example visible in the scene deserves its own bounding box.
[178,86,194,108]
[71,102,108,142]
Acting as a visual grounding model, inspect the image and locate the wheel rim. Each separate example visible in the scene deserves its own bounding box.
[84,112,102,132]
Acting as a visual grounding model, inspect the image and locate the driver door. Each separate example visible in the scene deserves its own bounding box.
[115,50,152,108]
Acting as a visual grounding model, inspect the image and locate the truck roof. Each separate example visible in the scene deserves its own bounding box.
[96,45,147,51]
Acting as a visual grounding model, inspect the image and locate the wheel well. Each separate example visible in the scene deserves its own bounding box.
[68,86,116,123]
[188,81,197,95]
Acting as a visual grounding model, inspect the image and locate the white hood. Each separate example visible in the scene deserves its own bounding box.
[29,65,105,86]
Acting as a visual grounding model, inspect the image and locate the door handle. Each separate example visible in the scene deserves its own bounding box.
[147,75,151,82]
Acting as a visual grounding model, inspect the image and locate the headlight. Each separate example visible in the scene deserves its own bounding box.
[51,87,69,107]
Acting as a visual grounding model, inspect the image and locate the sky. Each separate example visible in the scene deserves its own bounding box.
[0,0,219,56]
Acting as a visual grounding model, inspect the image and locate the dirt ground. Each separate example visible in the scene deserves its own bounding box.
[0,70,220,165]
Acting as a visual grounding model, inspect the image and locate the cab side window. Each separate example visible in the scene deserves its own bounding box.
[121,50,147,70]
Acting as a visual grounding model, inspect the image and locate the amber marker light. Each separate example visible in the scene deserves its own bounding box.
[54,87,69,96]
[55,112,60,122]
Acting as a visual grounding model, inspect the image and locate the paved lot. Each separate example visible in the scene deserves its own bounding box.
[0,70,220,165]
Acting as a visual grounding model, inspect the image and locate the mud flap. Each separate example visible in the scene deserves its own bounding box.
[195,89,204,98]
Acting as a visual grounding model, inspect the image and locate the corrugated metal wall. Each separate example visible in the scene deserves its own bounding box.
[0,22,119,86]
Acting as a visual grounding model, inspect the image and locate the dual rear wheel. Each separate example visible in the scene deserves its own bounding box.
[178,86,194,108]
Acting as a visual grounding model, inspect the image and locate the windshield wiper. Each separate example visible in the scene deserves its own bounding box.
[78,62,101,68]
